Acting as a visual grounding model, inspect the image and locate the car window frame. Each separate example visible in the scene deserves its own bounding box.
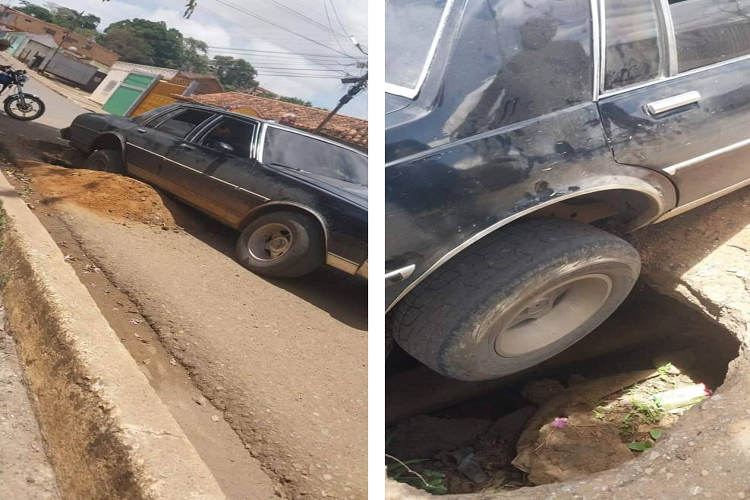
[384,0,456,99]
[187,113,261,159]
[257,123,368,185]
[152,108,218,139]
[595,0,750,100]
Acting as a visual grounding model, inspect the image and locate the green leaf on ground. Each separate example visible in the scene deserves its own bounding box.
[649,429,663,440]
[628,441,647,451]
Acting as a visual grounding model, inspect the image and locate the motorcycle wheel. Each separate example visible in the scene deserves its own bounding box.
[4,94,45,121]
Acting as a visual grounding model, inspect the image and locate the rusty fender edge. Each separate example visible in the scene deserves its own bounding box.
[0,172,226,500]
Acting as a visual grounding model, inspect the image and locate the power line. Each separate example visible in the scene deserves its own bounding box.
[203,0,355,58]
[206,46,363,58]
[322,0,348,56]
[256,74,345,78]
[260,0,349,40]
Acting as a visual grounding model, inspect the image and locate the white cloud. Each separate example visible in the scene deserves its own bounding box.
[39,0,367,117]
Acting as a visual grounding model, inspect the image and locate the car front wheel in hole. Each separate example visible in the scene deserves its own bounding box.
[391,219,641,381]
[83,149,125,174]
[236,211,325,278]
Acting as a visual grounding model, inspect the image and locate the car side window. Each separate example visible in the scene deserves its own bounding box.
[153,109,215,139]
[669,0,750,72]
[197,117,257,159]
[132,106,175,125]
[603,0,662,91]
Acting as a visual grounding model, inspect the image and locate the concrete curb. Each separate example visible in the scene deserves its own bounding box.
[0,171,227,499]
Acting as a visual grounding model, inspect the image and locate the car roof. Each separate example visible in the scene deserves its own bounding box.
[179,103,367,157]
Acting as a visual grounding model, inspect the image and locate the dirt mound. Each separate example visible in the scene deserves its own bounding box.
[11,160,180,228]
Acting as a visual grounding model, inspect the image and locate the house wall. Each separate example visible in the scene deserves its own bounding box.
[0,9,118,67]
[16,39,54,64]
[4,32,25,54]
[90,63,178,104]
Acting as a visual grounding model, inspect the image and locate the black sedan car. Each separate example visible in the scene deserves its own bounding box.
[62,103,367,279]
[386,0,750,380]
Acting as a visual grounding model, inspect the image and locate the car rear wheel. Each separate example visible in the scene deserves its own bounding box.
[84,149,125,174]
[391,219,641,381]
[236,211,325,278]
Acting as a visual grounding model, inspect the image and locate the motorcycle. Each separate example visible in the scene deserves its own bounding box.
[0,68,45,121]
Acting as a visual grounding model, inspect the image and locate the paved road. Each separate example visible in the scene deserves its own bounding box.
[0,54,89,130]
[0,74,369,499]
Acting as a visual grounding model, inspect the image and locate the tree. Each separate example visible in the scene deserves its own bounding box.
[97,27,156,65]
[99,19,184,68]
[211,56,258,91]
[181,37,211,73]
[46,4,100,31]
[16,1,54,22]
[279,96,313,107]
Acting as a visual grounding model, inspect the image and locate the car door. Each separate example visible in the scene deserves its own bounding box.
[598,0,750,207]
[124,107,215,186]
[159,114,267,226]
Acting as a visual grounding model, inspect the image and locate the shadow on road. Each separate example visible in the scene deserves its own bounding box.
[162,193,368,331]
[0,118,367,332]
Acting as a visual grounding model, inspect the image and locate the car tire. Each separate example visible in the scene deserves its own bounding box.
[236,211,325,278]
[84,149,125,174]
[391,219,641,381]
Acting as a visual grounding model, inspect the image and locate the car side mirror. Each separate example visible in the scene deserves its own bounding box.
[214,141,235,154]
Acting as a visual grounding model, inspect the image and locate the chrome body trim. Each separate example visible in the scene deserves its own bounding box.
[590,0,601,101]
[385,264,416,286]
[127,143,270,201]
[599,53,750,100]
[356,259,368,279]
[657,0,678,76]
[327,252,360,275]
[664,136,750,175]
[656,176,750,223]
[386,184,665,313]
[645,91,701,115]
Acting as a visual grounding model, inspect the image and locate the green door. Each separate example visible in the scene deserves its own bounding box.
[103,72,157,116]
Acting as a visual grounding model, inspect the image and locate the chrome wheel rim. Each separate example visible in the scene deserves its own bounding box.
[493,274,613,358]
[248,223,293,262]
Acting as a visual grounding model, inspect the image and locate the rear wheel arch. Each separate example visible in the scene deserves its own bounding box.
[90,133,125,156]
[388,174,675,313]
[240,202,328,250]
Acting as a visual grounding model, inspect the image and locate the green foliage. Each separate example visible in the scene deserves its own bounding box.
[211,55,258,90]
[387,457,448,495]
[649,429,663,440]
[99,19,184,68]
[627,440,653,452]
[279,96,313,107]
[181,37,211,73]
[620,398,664,439]
[16,1,53,23]
[15,3,100,37]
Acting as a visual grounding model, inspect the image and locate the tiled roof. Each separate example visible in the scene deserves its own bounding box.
[172,91,367,150]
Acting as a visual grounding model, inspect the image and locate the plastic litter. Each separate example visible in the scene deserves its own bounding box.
[653,383,711,410]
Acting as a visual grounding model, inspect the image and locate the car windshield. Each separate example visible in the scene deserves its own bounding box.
[263,127,368,186]
[385,0,453,96]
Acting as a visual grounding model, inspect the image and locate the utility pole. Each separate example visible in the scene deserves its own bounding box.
[315,71,367,133]
[40,9,83,73]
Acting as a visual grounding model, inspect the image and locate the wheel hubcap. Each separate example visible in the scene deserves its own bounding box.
[493,274,614,358]
[247,223,293,261]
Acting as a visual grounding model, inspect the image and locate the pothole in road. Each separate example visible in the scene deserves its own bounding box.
[385,285,741,496]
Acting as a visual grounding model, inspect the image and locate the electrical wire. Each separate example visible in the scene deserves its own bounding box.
[203,0,355,58]
[259,0,349,39]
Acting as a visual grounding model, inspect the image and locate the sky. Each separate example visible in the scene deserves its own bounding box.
[15,0,368,118]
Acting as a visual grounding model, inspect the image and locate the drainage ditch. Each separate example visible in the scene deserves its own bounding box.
[385,284,741,496]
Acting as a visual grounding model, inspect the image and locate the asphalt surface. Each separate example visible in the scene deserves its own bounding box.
[0,72,368,499]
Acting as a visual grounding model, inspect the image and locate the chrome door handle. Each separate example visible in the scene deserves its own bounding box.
[646,91,701,115]
[136,128,146,133]
[179,143,195,150]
